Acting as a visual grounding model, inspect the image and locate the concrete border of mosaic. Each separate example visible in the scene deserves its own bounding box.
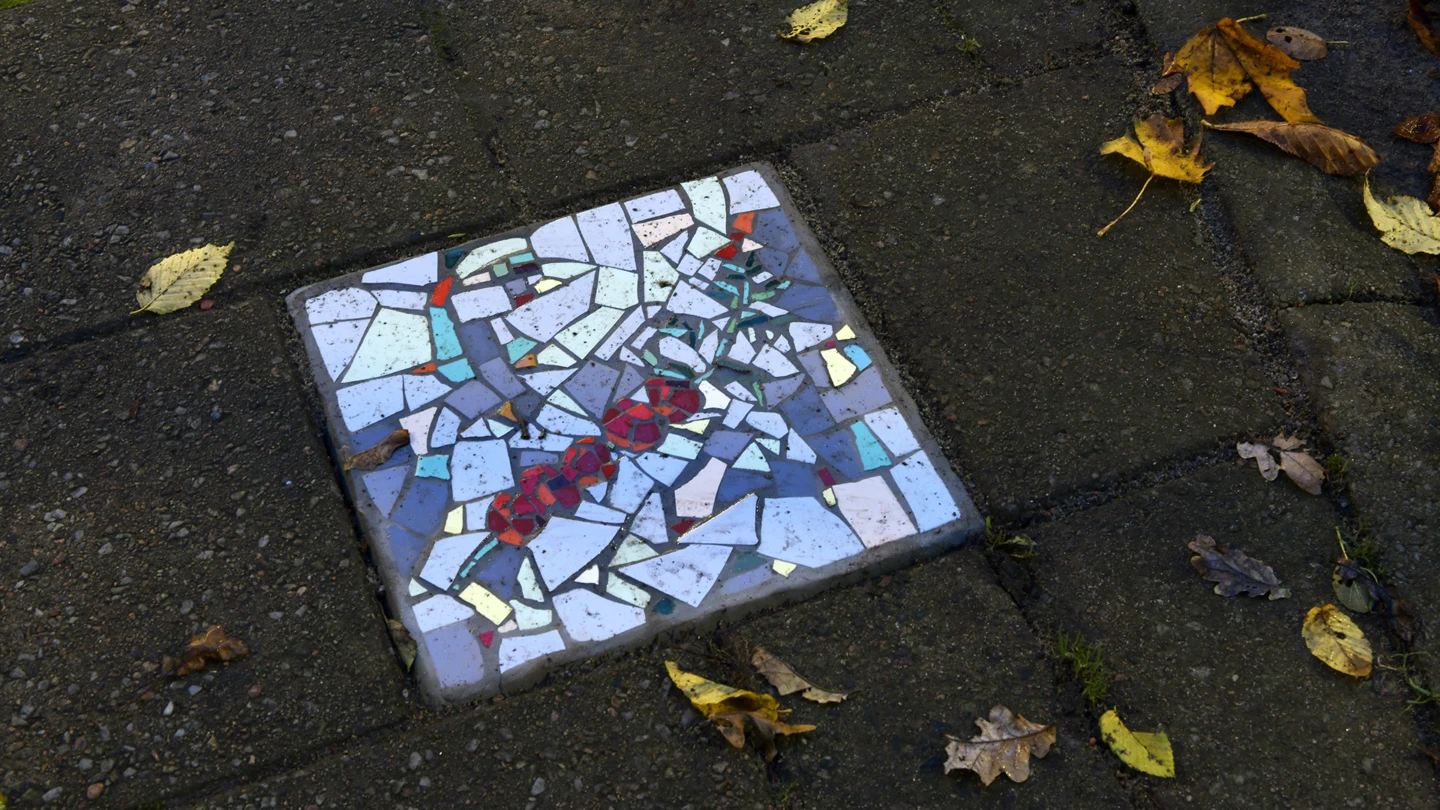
[286,163,982,705]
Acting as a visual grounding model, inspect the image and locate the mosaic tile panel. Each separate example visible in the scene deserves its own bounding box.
[288,164,979,704]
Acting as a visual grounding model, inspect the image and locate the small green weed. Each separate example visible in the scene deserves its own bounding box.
[1324,453,1351,484]
[0,0,38,10]
[1055,629,1110,706]
[1378,653,1438,711]
[932,0,981,53]
[774,780,800,807]
[984,517,1037,559]
[1337,523,1386,579]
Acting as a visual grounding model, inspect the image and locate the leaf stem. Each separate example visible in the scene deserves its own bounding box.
[1234,14,1267,23]
[1097,173,1154,237]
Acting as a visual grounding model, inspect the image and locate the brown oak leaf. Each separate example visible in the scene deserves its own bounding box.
[1188,534,1290,599]
[944,706,1056,785]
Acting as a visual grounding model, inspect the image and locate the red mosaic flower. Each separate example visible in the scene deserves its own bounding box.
[484,439,620,545]
[602,379,700,450]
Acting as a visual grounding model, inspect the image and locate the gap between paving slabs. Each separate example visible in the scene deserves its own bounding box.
[1132,0,1437,305]
[1013,463,1436,809]
[0,0,510,351]
[0,301,408,808]
[431,0,1109,204]
[181,548,1131,810]
[789,55,1284,515]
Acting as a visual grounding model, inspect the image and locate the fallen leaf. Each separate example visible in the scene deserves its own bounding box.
[161,625,249,677]
[1393,112,1440,144]
[1188,534,1291,600]
[1364,176,1440,253]
[1278,449,1325,494]
[1151,73,1183,95]
[1169,18,1319,123]
[1271,434,1304,451]
[1411,0,1440,56]
[752,647,850,703]
[1098,709,1175,777]
[779,0,847,43]
[1237,442,1280,481]
[386,619,417,671]
[134,242,234,315]
[1266,26,1328,60]
[344,429,411,471]
[1302,604,1372,677]
[1203,121,1379,175]
[1098,115,1211,235]
[1332,560,1375,614]
[944,705,1056,786]
[666,661,814,759]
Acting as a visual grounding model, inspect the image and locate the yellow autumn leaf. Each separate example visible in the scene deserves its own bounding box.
[134,241,234,314]
[665,661,815,758]
[1302,604,1372,677]
[1363,176,1440,255]
[1098,115,1210,236]
[1098,709,1175,777]
[780,0,847,43]
[1169,18,1320,123]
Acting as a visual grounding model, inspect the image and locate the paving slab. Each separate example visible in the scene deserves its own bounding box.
[286,163,981,705]
[0,0,509,349]
[185,549,1130,810]
[435,0,1107,203]
[1134,0,1432,304]
[1022,463,1436,809]
[0,303,407,807]
[789,57,1282,513]
[1282,303,1440,653]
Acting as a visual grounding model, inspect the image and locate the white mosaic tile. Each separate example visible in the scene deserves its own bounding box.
[289,164,978,703]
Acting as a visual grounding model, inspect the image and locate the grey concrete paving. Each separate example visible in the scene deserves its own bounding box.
[1,0,1439,807]
[1135,0,1435,305]
[436,0,1109,207]
[790,57,1282,514]
[0,303,408,807]
[1022,464,1436,810]
[184,550,1130,810]
[1284,303,1440,654]
[0,0,509,349]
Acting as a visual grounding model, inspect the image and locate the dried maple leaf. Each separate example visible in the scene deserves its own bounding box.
[1098,709,1175,777]
[1302,604,1372,677]
[666,661,815,759]
[1266,26,1328,61]
[752,647,850,703]
[944,705,1056,785]
[1188,534,1290,600]
[1169,18,1320,123]
[161,625,249,677]
[344,429,410,471]
[1411,0,1440,57]
[1098,115,1211,236]
[1204,121,1380,175]
[1365,176,1440,253]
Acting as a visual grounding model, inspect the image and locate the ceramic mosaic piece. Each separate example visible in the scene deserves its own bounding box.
[288,164,979,704]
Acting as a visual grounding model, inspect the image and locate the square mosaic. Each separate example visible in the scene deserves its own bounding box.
[287,164,979,704]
